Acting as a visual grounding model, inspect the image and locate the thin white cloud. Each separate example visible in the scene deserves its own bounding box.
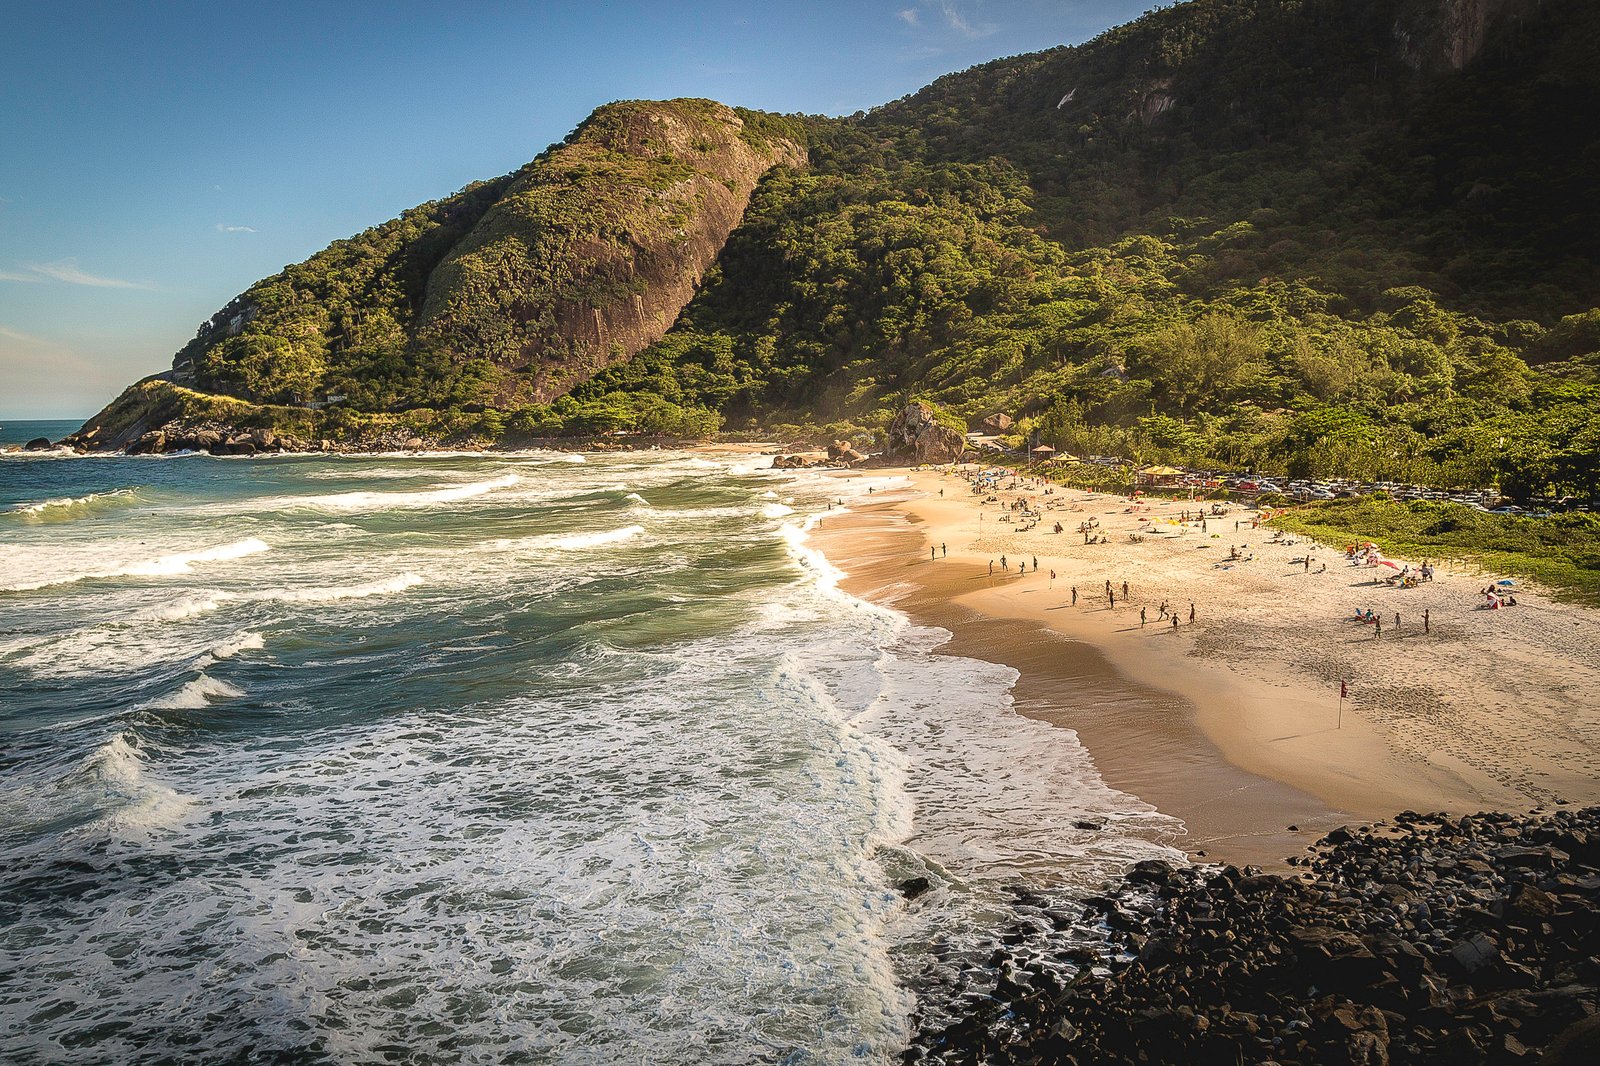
[215,223,257,233]
[19,260,154,290]
[0,270,41,283]
[904,0,997,39]
[937,1,997,38]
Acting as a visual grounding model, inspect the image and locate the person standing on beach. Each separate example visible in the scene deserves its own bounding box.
[989,561,994,575]
[1424,608,1430,634]
[1109,589,1116,608]
[1171,615,1179,631]
[931,546,936,560]
[942,543,947,557]
[1189,603,1195,623]
[1121,580,1129,599]
[1141,607,1147,627]
[1033,556,1038,572]
[1000,555,1007,571]
[1375,616,1382,639]
[1072,586,1078,606]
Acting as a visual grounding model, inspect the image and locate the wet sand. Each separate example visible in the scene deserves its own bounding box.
[812,499,1348,870]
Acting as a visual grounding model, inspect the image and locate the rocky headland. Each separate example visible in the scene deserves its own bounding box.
[909,808,1600,1065]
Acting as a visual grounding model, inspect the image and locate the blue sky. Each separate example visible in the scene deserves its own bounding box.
[0,0,1152,419]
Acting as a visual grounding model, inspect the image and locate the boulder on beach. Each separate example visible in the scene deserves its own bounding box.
[886,401,965,464]
[23,436,53,451]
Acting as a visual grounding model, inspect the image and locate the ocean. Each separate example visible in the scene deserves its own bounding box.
[0,436,1180,1064]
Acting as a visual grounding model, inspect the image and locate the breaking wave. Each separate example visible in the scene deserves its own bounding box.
[293,474,521,511]
[7,487,140,521]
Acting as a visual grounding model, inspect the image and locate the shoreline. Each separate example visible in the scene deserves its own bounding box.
[808,465,1600,870]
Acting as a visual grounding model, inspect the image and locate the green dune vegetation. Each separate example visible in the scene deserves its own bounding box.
[75,0,1599,535]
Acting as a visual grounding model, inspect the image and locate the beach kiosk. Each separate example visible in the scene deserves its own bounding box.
[1137,464,1185,487]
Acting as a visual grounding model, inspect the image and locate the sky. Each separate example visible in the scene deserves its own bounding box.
[0,0,1153,420]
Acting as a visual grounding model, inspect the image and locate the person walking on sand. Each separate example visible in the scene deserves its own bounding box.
[1424,608,1430,634]
[1189,602,1195,623]
[989,561,994,575]
[1375,615,1382,639]
[942,543,947,558]
[1072,586,1078,606]
[1141,607,1147,627]
[1121,580,1129,599]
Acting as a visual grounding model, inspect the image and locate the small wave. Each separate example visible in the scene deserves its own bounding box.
[75,732,196,829]
[1,538,269,592]
[145,672,245,710]
[208,631,264,660]
[761,502,795,518]
[81,732,148,790]
[623,492,650,507]
[8,487,140,521]
[125,538,271,577]
[548,525,645,551]
[149,592,237,621]
[263,573,425,602]
[294,474,521,511]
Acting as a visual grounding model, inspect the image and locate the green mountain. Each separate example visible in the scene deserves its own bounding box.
[74,0,1600,499]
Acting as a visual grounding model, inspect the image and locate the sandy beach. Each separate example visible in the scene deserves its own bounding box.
[811,465,1600,868]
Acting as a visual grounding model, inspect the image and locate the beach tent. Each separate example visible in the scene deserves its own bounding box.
[1030,444,1056,455]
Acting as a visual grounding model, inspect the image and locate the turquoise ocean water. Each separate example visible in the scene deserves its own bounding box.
[0,436,1178,1064]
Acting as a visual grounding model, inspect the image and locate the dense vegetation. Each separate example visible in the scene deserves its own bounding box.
[87,0,1600,502]
[572,0,1600,500]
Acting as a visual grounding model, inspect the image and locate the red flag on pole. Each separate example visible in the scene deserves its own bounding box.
[1340,680,1349,699]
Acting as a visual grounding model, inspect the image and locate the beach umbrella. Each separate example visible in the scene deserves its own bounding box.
[1496,578,1516,586]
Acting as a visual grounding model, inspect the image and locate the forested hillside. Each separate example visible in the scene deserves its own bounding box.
[76,0,1600,499]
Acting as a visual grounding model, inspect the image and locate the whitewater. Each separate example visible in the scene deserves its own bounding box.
[0,444,1179,1064]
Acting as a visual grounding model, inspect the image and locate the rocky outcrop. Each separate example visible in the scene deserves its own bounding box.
[417,100,806,405]
[827,440,868,464]
[909,807,1600,1065]
[886,402,966,465]
[22,437,53,451]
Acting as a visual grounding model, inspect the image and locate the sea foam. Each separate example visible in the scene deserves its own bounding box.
[0,538,269,592]
[294,474,521,511]
[548,525,645,551]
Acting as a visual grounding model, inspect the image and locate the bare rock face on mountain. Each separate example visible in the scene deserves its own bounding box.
[886,402,965,465]
[417,100,806,405]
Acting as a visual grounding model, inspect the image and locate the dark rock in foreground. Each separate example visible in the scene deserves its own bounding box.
[910,808,1600,1065]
